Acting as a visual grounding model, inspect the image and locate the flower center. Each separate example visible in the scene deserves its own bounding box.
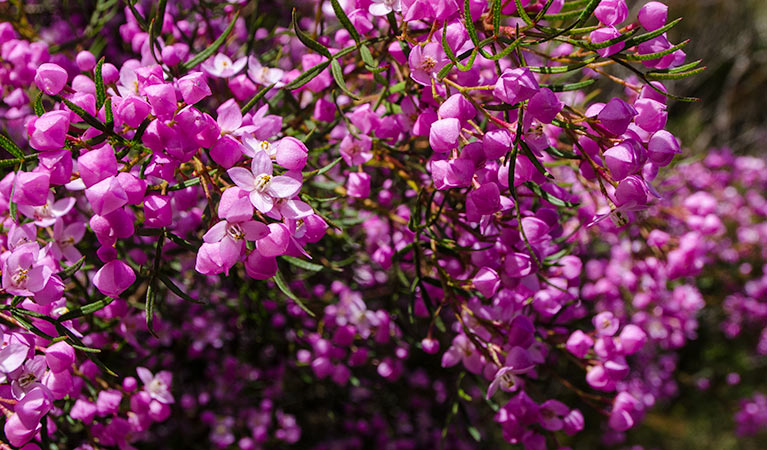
[254,174,272,192]
[11,268,29,287]
[226,223,245,240]
[18,372,37,388]
[421,57,437,71]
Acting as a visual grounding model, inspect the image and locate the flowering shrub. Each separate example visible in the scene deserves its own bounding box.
[0,0,762,449]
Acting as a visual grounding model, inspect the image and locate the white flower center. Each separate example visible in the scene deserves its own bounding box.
[254,174,272,192]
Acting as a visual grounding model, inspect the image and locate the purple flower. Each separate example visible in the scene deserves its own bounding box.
[137,367,174,404]
[227,151,302,214]
[408,43,448,86]
[2,243,51,297]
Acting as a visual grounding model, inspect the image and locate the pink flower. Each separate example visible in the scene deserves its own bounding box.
[1,243,51,297]
[202,53,246,78]
[176,72,212,105]
[34,63,68,95]
[493,67,539,105]
[227,151,302,214]
[202,219,268,273]
[137,367,174,404]
[93,260,136,298]
[339,135,373,166]
[408,42,448,86]
[590,26,625,57]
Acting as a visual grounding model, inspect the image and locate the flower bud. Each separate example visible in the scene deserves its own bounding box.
[594,0,628,26]
[493,67,539,105]
[75,50,96,71]
[93,260,136,298]
[429,118,461,153]
[177,72,211,105]
[34,63,68,95]
[590,26,625,57]
[275,137,308,170]
[638,1,668,31]
[27,110,69,151]
[347,172,371,198]
[597,98,637,135]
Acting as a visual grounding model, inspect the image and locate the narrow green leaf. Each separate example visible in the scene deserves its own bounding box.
[528,56,596,74]
[240,83,275,115]
[625,17,683,48]
[284,60,331,90]
[104,97,114,129]
[0,133,24,160]
[542,78,596,92]
[330,59,359,99]
[524,181,580,207]
[519,142,554,179]
[11,311,56,340]
[145,283,157,337]
[56,96,107,132]
[95,57,106,108]
[292,9,332,58]
[492,0,502,35]
[331,0,360,44]
[34,91,44,116]
[282,255,324,272]
[165,232,199,252]
[651,59,702,74]
[304,156,343,179]
[57,256,86,280]
[158,273,205,304]
[58,297,115,321]
[622,39,689,62]
[181,11,240,71]
[513,0,534,26]
[151,0,168,39]
[273,270,316,317]
[646,66,706,80]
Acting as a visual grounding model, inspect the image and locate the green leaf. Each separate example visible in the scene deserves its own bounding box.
[513,0,534,26]
[33,91,44,116]
[646,66,706,80]
[158,273,205,304]
[541,78,596,92]
[528,56,596,74]
[304,156,343,179]
[330,59,359,99]
[523,181,580,207]
[180,11,240,71]
[284,60,331,90]
[650,59,702,74]
[58,297,115,321]
[151,0,168,40]
[241,83,275,115]
[622,39,689,62]
[624,17,683,48]
[331,0,360,44]
[492,0,502,35]
[273,270,315,317]
[519,142,554,179]
[95,57,106,108]
[542,145,579,159]
[11,311,57,340]
[282,255,324,272]
[0,133,25,160]
[292,9,331,58]
[165,232,199,252]
[57,256,86,280]
[104,97,114,129]
[145,283,157,337]
[56,96,107,132]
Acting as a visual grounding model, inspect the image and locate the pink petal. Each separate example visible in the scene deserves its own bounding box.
[227,167,255,190]
[267,176,301,198]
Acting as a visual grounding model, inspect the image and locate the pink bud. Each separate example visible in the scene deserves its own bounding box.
[13,171,50,206]
[566,330,593,358]
[34,63,68,95]
[27,110,69,151]
[45,341,75,373]
[493,67,539,105]
[633,98,667,132]
[504,252,533,278]
[75,50,96,71]
[528,87,563,124]
[96,389,123,416]
[604,140,640,181]
[619,324,647,354]
[347,172,371,198]
[589,26,625,57]
[210,136,244,169]
[177,72,211,105]
[594,0,628,26]
[93,260,135,298]
[116,172,147,204]
[474,267,500,297]
[438,93,476,123]
[256,223,290,257]
[421,337,440,354]
[70,399,97,424]
[597,98,637,135]
[638,1,668,31]
[101,63,119,84]
[468,182,501,216]
[244,251,277,280]
[144,83,177,119]
[78,145,118,188]
[483,129,513,159]
[275,137,308,170]
[38,149,73,185]
[143,194,172,228]
[301,214,328,243]
[615,175,649,207]
[429,118,461,153]
[648,130,681,166]
[4,413,37,447]
[117,95,151,128]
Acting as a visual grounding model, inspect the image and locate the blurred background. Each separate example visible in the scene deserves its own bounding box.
[665,0,767,155]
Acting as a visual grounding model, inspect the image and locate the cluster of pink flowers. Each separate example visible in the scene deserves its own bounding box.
[0,0,760,448]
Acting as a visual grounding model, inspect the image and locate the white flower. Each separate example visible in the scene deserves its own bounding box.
[369,0,401,16]
[202,53,247,78]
